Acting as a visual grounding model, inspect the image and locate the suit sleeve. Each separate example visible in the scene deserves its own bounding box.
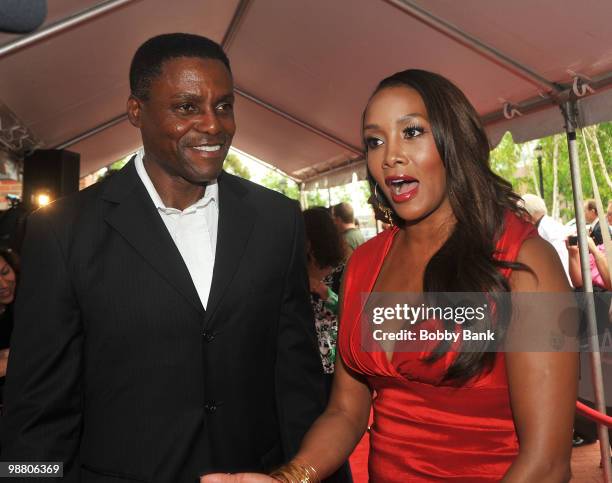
[1,211,82,482]
[275,201,326,460]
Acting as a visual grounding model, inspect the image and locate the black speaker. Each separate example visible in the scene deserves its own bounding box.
[22,149,80,210]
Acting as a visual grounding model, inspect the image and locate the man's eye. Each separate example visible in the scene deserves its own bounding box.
[216,102,233,113]
[365,137,382,149]
[176,104,197,113]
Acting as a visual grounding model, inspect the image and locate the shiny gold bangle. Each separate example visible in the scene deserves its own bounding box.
[269,459,320,483]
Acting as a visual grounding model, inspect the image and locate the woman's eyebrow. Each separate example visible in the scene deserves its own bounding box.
[364,113,427,130]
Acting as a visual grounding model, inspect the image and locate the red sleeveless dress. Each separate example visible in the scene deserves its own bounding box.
[339,212,537,482]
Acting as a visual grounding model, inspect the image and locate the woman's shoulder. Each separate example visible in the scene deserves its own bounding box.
[342,227,396,292]
[350,227,396,262]
[496,210,538,260]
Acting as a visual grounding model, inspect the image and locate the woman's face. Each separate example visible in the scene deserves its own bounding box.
[0,256,16,305]
[363,86,452,224]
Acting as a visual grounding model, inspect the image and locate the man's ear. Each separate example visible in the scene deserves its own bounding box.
[126,95,142,128]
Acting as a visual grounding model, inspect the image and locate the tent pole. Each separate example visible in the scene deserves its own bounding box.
[0,0,140,59]
[563,99,612,482]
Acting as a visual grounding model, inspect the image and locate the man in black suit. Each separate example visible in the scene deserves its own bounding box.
[584,198,611,245]
[1,33,325,482]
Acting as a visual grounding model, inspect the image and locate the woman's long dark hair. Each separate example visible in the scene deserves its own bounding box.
[366,70,530,384]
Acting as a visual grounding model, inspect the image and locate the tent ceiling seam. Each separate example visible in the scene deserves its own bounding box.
[221,0,253,51]
[234,87,364,156]
[53,113,128,150]
[382,0,563,97]
[0,0,140,59]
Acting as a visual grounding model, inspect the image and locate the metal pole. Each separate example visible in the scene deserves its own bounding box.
[0,0,140,59]
[563,99,612,482]
[537,154,544,200]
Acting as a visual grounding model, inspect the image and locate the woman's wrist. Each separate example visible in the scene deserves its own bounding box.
[269,459,320,483]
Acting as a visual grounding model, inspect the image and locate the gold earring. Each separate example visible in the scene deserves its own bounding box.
[374,183,395,227]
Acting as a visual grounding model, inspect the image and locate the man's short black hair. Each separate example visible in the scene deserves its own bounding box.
[331,202,355,224]
[129,33,231,100]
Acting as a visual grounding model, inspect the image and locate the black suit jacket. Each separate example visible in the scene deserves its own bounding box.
[590,219,611,246]
[1,160,325,482]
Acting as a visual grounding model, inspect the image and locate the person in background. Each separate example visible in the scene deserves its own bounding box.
[303,207,353,483]
[303,208,346,387]
[521,194,570,283]
[567,235,611,291]
[331,202,364,256]
[607,200,612,227]
[0,247,18,408]
[585,198,611,245]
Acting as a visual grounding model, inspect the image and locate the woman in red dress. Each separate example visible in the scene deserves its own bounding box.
[203,70,577,482]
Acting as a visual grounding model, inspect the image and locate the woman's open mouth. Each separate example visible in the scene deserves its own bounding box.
[385,175,419,203]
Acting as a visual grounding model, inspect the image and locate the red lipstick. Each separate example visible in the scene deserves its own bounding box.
[384,175,419,203]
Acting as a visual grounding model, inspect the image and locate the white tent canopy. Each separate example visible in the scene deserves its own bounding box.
[1,0,612,185]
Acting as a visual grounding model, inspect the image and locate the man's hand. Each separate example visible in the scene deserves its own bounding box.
[200,473,277,482]
[0,348,9,377]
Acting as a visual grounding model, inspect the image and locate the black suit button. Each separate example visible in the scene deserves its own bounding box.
[204,401,217,413]
[203,331,215,342]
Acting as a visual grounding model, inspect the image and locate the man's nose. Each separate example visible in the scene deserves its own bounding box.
[194,111,221,134]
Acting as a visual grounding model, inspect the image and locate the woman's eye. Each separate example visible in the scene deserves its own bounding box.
[365,137,382,149]
[403,126,425,138]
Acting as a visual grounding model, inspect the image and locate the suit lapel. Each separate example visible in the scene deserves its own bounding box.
[204,172,255,327]
[102,160,205,315]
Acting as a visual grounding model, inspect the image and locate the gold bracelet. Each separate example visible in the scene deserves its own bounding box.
[269,459,320,483]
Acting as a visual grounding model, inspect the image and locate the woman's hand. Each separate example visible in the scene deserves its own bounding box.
[201,473,276,482]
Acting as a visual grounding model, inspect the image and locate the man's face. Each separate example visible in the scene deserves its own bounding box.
[607,203,612,226]
[127,57,235,184]
[584,203,598,224]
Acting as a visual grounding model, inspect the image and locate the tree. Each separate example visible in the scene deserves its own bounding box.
[489,122,612,222]
[223,153,251,180]
[261,170,299,200]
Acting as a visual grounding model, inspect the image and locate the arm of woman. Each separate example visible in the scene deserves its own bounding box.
[588,238,611,290]
[289,354,372,477]
[502,237,578,483]
[566,242,582,288]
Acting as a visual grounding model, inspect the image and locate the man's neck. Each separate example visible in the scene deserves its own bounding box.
[143,156,207,210]
[342,223,356,232]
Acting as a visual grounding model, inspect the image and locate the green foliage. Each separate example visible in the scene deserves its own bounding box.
[261,170,299,200]
[110,157,129,171]
[223,153,251,180]
[489,122,612,223]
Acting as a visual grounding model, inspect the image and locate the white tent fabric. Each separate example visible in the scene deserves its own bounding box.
[0,0,611,183]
